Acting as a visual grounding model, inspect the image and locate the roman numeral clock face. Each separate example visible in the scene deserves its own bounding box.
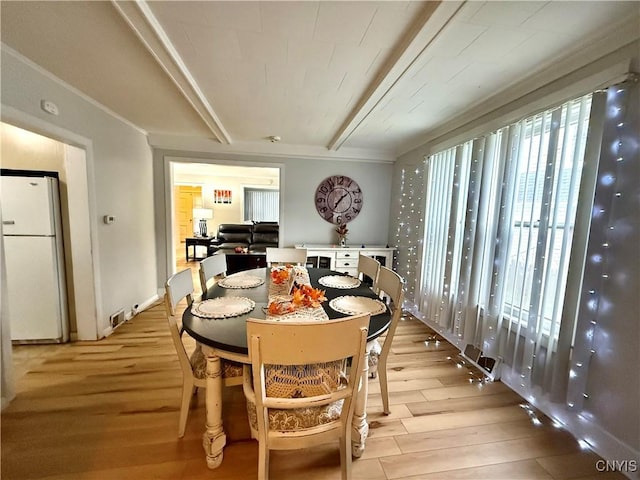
[314,175,363,225]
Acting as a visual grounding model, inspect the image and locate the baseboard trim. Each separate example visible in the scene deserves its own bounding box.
[100,294,162,339]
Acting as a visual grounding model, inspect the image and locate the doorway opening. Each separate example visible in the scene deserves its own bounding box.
[169,161,280,290]
[0,122,98,341]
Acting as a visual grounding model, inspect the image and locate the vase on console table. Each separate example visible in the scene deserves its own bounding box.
[335,223,349,248]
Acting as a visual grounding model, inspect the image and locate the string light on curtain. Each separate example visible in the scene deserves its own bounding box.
[566,77,639,414]
[392,164,425,303]
[390,72,637,462]
[418,144,472,344]
[451,141,482,342]
[519,402,543,426]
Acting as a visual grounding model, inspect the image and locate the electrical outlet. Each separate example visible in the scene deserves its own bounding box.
[40,99,59,115]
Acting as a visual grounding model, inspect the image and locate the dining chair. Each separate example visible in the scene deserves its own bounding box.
[199,253,227,293]
[243,314,370,480]
[165,268,243,438]
[369,266,405,415]
[357,254,380,294]
[265,247,307,266]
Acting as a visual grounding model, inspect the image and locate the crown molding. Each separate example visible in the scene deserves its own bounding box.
[148,134,396,164]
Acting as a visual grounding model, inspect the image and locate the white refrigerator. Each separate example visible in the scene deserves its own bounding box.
[1,174,69,343]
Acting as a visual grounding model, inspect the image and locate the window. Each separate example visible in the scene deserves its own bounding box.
[418,93,594,384]
[407,77,635,425]
[502,97,591,337]
[243,188,279,223]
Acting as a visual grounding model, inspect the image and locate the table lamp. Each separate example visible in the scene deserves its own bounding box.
[193,208,213,237]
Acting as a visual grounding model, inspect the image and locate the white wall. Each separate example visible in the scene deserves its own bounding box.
[1,48,159,336]
[154,151,393,285]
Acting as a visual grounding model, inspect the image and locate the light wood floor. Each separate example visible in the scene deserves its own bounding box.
[3,256,622,479]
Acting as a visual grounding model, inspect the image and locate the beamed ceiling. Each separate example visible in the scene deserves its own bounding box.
[1,1,638,161]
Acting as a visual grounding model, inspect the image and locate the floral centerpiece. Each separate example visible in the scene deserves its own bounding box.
[270,265,292,284]
[335,223,349,247]
[267,284,327,315]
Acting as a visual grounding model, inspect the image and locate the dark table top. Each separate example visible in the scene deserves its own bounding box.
[182,268,391,355]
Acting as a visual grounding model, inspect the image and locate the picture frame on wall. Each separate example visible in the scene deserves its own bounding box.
[214,189,232,204]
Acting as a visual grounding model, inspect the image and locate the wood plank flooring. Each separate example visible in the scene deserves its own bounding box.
[2,257,623,479]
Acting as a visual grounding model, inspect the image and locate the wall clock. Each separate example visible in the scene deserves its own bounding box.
[314,175,363,224]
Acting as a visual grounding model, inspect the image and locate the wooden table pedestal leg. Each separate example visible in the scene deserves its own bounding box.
[351,350,370,458]
[203,354,226,469]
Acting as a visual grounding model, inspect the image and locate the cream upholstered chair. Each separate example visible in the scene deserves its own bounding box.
[265,247,307,266]
[370,266,405,415]
[243,314,369,480]
[357,254,380,293]
[165,268,242,438]
[199,253,227,293]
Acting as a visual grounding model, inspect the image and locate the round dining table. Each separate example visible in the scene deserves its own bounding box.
[182,267,390,469]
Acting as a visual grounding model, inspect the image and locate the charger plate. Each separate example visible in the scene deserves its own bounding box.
[218,274,264,289]
[318,275,361,289]
[191,297,255,319]
[329,296,386,316]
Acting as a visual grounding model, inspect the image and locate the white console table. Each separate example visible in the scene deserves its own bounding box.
[296,244,395,277]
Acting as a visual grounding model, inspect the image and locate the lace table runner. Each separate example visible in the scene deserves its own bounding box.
[266,266,327,322]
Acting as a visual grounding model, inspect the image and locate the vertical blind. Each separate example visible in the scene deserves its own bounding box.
[395,77,638,456]
[417,92,597,398]
[243,188,279,223]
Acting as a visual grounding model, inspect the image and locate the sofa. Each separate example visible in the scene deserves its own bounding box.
[208,222,279,255]
[250,222,280,251]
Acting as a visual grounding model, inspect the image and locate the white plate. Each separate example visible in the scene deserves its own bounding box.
[191,297,255,319]
[329,296,387,316]
[218,274,264,289]
[318,275,361,289]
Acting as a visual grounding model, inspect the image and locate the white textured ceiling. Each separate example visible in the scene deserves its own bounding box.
[1,1,638,161]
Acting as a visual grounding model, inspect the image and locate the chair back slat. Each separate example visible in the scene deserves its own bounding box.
[165,268,194,315]
[247,315,369,366]
[199,254,227,292]
[377,266,404,306]
[357,254,380,292]
[266,247,307,265]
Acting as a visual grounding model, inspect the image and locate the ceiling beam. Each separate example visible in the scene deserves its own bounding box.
[327,1,464,152]
[111,0,231,144]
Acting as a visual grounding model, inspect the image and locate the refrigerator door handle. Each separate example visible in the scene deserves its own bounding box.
[3,220,16,225]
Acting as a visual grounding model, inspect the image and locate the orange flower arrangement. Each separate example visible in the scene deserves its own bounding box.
[270,265,292,284]
[266,284,327,315]
[267,300,295,315]
[291,284,327,308]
